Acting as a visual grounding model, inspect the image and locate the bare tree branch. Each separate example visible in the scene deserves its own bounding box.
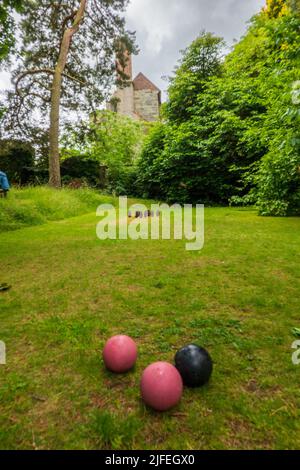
[15,68,86,95]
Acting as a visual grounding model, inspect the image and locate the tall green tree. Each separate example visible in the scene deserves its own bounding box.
[6,0,135,188]
[137,32,236,204]
[165,32,224,124]
[137,2,300,213]
[252,10,300,215]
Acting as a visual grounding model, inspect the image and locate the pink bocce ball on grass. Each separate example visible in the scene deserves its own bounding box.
[141,362,183,411]
[103,335,137,373]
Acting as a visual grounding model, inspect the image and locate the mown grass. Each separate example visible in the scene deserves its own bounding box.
[0,199,300,450]
[0,186,114,232]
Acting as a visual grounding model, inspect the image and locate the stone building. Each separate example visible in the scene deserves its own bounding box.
[107,53,161,122]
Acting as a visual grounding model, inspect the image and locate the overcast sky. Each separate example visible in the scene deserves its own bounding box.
[0,0,266,101]
[126,0,266,99]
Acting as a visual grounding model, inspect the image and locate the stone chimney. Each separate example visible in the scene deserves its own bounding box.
[123,50,132,80]
[116,48,133,81]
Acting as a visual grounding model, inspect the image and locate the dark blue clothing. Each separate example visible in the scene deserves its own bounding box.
[0,171,10,191]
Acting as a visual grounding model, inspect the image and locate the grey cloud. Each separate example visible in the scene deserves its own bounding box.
[0,1,266,100]
[126,0,266,99]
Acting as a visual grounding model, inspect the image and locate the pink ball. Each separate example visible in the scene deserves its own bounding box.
[103,335,137,373]
[141,362,183,411]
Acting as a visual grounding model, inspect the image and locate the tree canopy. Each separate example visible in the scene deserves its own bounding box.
[136,3,300,215]
[0,0,22,61]
[165,32,224,124]
[2,0,136,187]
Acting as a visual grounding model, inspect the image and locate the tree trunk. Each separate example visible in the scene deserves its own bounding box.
[49,71,63,187]
[48,0,87,188]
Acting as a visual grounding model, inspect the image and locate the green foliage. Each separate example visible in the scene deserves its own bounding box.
[165,32,224,124]
[223,10,300,214]
[255,127,300,216]
[265,0,289,18]
[137,8,300,214]
[135,122,167,199]
[0,139,35,184]
[138,33,257,204]
[64,111,148,195]
[4,1,136,144]
[61,156,102,188]
[0,0,22,61]
[251,13,300,215]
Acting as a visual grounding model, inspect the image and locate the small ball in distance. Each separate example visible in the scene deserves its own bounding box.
[140,362,183,411]
[103,335,137,373]
[175,344,213,387]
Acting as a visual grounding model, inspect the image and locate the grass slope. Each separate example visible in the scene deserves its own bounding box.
[0,206,300,449]
[0,187,114,232]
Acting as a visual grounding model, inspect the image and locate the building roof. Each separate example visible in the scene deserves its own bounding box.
[133,73,160,92]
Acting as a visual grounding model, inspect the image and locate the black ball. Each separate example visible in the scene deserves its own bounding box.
[175,344,213,387]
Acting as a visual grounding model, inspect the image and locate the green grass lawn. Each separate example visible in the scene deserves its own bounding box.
[0,186,115,232]
[1,203,300,450]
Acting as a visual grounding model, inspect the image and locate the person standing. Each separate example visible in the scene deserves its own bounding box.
[0,171,10,198]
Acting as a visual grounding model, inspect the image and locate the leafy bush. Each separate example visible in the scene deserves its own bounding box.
[252,11,300,215]
[61,156,101,187]
[62,111,148,196]
[0,139,35,185]
[89,111,147,195]
[256,132,300,216]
